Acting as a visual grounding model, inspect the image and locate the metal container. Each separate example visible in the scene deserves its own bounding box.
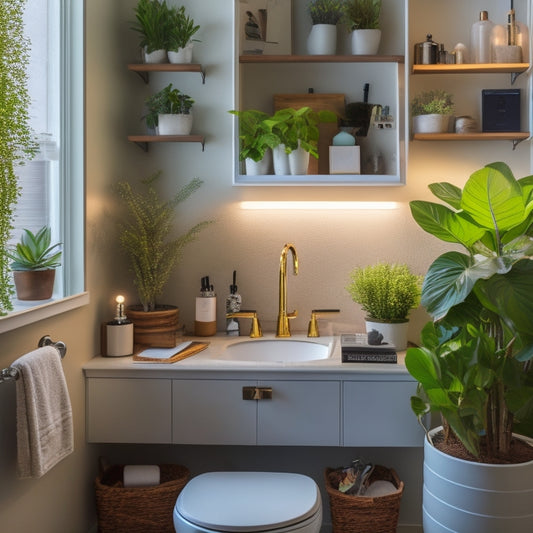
[414,34,439,64]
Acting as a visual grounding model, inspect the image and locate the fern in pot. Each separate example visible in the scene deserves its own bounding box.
[166,5,200,64]
[131,0,170,63]
[346,262,422,350]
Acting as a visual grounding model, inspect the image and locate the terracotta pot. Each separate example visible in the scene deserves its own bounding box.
[127,305,180,347]
[13,269,56,300]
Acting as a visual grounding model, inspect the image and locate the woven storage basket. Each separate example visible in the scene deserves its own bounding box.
[95,464,190,533]
[325,465,404,533]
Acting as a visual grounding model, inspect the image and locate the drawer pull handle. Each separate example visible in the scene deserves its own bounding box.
[242,386,272,400]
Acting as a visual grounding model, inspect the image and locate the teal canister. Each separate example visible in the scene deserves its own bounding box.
[332,130,356,146]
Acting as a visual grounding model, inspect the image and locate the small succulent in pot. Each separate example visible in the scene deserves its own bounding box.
[307,0,345,25]
[8,226,62,271]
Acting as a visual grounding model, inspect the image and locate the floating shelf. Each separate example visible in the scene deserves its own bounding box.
[413,131,530,149]
[412,62,529,84]
[240,54,404,64]
[127,63,206,83]
[127,134,206,152]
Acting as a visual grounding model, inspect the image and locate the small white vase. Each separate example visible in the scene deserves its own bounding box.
[412,114,452,134]
[143,48,167,64]
[157,113,193,135]
[168,43,193,64]
[365,320,409,351]
[245,150,272,176]
[288,144,310,175]
[351,29,381,55]
[272,144,290,175]
[307,24,337,55]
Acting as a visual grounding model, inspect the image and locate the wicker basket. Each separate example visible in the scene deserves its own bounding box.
[95,464,190,533]
[324,465,404,533]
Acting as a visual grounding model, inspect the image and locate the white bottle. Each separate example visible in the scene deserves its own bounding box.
[471,11,494,63]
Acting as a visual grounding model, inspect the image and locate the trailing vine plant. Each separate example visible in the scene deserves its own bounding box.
[0,0,37,314]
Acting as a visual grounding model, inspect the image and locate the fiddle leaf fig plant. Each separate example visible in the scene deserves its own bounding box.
[405,162,533,460]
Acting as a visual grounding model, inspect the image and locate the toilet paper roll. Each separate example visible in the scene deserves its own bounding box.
[123,465,160,488]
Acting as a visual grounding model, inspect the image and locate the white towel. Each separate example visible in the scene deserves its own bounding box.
[13,346,74,479]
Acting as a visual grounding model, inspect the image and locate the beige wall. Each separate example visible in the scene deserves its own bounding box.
[0,1,530,531]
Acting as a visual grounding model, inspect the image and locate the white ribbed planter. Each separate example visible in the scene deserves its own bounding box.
[365,320,409,351]
[158,113,193,135]
[423,427,533,533]
[273,144,290,175]
[288,144,310,175]
[412,114,453,134]
[143,48,167,64]
[307,24,337,55]
[351,29,381,55]
[168,43,193,64]
[245,150,272,176]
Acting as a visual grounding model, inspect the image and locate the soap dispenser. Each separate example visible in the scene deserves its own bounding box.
[105,295,134,357]
[226,270,242,336]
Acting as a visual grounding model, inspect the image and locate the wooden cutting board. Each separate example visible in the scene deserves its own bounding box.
[274,93,344,174]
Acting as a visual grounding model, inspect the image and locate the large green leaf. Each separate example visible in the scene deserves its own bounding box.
[405,347,440,388]
[428,182,462,210]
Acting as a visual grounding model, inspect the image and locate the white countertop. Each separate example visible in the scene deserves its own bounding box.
[83,333,412,381]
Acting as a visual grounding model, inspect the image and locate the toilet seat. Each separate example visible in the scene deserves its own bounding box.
[175,471,322,533]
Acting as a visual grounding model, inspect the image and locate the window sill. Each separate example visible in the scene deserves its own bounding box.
[0,292,90,333]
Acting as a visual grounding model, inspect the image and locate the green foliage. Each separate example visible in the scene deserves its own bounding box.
[308,0,345,25]
[346,262,422,322]
[343,0,381,30]
[131,0,170,53]
[0,0,37,314]
[115,172,213,312]
[407,162,533,459]
[411,90,454,116]
[8,227,62,271]
[166,5,200,51]
[144,83,194,129]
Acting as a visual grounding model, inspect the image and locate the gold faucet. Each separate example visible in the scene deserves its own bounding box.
[226,310,263,338]
[276,243,298,337]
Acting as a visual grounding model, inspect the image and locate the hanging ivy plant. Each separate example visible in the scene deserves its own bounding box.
[0,0,37,315]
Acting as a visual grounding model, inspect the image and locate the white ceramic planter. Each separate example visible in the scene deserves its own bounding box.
[365,320,409,351]
[351,29,381,55]
[412,114,453,134]
[423,427,533,533]
[288,144,310,175]
[272,144,290,175]
[245,150,272,176]
[306,24,337,55]
[168,43,193,64]
[143,48,167,64]
[158,113,193,135]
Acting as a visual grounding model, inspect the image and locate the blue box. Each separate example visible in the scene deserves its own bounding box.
[482,89,521,132]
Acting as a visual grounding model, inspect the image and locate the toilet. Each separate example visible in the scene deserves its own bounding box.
[174,471,322,533]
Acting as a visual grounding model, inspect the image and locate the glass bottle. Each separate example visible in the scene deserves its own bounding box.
[471,11,494,63]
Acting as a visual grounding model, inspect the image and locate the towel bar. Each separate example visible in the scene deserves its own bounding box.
[0,335,67,384]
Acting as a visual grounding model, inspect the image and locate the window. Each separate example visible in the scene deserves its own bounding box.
[0,0,86,332]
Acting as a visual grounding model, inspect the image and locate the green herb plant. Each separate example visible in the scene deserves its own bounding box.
[346,262,422,322]
[0,0,37,314]
[115,172,213,312]
[144,84,194,129]
[166,5,200,51]
[343,0,382,30]
[8,226,61,271]
[411,90,454,116]
[307,0,345,25]
[405,162,533,460]
[131,0,169,53]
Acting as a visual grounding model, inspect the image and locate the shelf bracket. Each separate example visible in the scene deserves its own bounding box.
[134,71,150,84]
[512,137,526,150]
[511,72,521,85]
[200,68,206,84]
[133,141,149,152]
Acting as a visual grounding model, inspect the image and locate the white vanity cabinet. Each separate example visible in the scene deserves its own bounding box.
[172,379,340,446]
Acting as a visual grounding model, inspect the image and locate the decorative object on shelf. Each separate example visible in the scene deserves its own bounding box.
[343,0,382,55]
[144,83,194,135]
[131,0,170,63]
[114,172,213,346]
[406,161,533,533]
[491,7,529,63]
[329,128,359,174]
[454,115,477,134]
[471,10,494,63]
[346,262,422,350]
[413,34,438,64]
[166,5,200,64]
[8,226,61,301]
[482,88,520,132]
[104,295,134,357]
[411,89,454,134]
[306,0,344,55]
[452,42,468,64]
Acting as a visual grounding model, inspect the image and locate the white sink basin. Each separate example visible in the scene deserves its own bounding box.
[219,339,332,362]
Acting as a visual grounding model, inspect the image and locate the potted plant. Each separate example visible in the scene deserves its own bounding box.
[405,162,533,532]
[343,0,382,54]
[0,0,37,314]
[306,0,344,55]
[346,262,421,350]
[7,226,62,301]
[411,89,454,134]
[145,83,194,135]
[115,171,213,347]
[131,0,170,63]
[228,109,280,176]
[166,5,200,64]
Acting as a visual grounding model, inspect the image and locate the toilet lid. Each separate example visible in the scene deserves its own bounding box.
[176,471,321,532]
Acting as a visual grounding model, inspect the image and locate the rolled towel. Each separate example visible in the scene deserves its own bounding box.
[123,464,160,488]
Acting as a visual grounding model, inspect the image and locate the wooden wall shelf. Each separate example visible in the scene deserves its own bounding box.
[127,63,206,83]
[240,54,404,64]
[413,131,529,149]
[127,135,205,152]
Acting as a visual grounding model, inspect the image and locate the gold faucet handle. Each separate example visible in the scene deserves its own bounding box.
[307,309,340,337]
[226,310,263,338]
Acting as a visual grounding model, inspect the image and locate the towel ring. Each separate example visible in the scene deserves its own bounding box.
[0,335,67,384]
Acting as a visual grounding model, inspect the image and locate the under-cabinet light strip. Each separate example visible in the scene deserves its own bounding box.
[240,201,399,210]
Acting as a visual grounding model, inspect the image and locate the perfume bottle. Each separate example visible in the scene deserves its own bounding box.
[471,11,494,63]
[106,295,134,356]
